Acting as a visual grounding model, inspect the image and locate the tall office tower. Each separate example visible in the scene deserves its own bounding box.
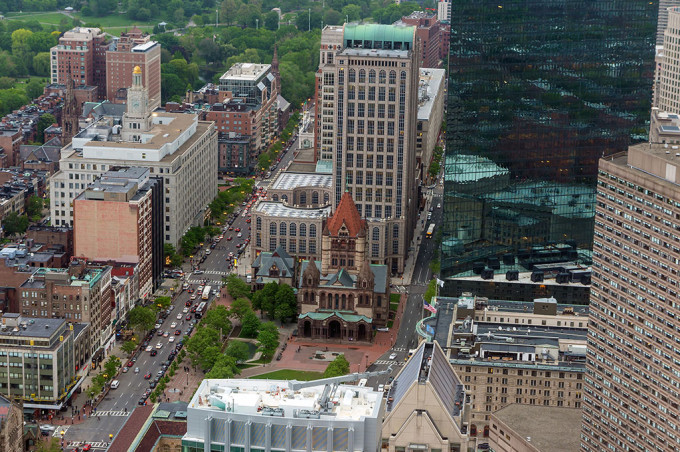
[317,24,420,274]
[581,143,680,451]
[658,1,680,45]
[442,1,658,282]
[658,7,680,114]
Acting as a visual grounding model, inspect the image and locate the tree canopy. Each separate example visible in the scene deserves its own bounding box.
[323,354,350,378]
[256,321,279,360]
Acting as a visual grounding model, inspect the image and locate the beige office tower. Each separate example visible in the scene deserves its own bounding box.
[317,24,420,274]
[658,1,680,45]
[581,143,680,451]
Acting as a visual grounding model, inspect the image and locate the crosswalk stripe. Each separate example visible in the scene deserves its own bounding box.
[374,360,404,366]
[92,410,130,416]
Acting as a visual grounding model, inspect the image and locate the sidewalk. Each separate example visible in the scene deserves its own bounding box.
[391,192,434,287]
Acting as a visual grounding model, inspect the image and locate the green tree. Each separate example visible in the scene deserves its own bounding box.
[25,78,44,99]
[424,279,437,304]
[186,326,220,369]
[274,283,297,323]
[342,4,361,22]
[164,243,183,268]
[34,112,55,144]
[252,281,278,317]
[324,9,342,25]
[203,305,232,334]
[323,354,350,378]
[224,340,250,363]
[103,355,121,379]
[264,10,279,30]
[256,321,279,360]
[32,52,50,76]
[240,309,261,338]
[205,354,240,378]
[25,195,44,222]
[128,306,156,333]
[121,340,137,355]
[225,274,251,299]
[153,296,173,313]
[0,78,13,90]
[229,297,252,321]
[1,212,29,236]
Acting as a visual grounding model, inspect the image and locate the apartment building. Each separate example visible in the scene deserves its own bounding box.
[50,67,217,247]
[415,68,445,182]
[581,143,680,451]
[398,11,445,68]
[423,295,587,438]
[316,24,420,274]
[50,26,160,104]
[17,262,112,357]
[105,26,161,108]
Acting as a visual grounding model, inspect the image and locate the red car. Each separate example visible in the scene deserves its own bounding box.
[246,218,251,223]
[185,301,192,307]
[144,373,152,379]
[175,329,182,335]
[186,314,192,321]
[235,228,241,232]
[187,288,194,293]
[228,226,234,231]
[83,445,92,452]
[126,360,134,367]
[227,237,233,241]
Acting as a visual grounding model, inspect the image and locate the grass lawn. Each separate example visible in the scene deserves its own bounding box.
[75,13,153,29]
[390,293,400,304]
[4,11,70,25]
[250,369,324,381]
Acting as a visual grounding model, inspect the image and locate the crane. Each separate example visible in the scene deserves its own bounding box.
[288,367,393,412]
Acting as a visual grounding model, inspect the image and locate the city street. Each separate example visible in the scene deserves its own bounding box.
[54,133,302,450]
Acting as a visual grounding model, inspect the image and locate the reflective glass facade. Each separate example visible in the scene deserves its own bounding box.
[442,0,658,280]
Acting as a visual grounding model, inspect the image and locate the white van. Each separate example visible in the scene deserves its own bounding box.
[358,379,367,387]
[110,380,120,389]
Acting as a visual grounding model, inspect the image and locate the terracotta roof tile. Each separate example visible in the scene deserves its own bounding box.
[325,192,366,237]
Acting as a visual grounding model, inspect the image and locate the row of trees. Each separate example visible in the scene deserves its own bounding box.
[208,177,255,224]
[258,111,300,171]
[85,355,121,398]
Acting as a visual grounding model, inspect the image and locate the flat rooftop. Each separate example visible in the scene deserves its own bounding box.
[254,201,330,219]
[271,172,332,191]
[220,63,271,81]
[191,379,382,421]
[418,68,445,121]
[0,316,66,339]
[492,405,582,452]
[453,269,591,288]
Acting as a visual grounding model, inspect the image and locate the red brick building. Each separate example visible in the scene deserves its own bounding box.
[399,11,446,68]
[106,27,161,109]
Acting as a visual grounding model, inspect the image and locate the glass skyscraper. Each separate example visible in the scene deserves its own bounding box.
[442,0,658,280]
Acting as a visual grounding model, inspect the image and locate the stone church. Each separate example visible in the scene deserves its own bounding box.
[297,192,390,342]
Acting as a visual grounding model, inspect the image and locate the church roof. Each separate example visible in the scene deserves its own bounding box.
[299,310,372,324]
[325,192,366,237]
[251,246,294,278]
[327,268,354,287]
[297,260,388,294]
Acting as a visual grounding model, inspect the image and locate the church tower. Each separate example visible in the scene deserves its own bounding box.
[61,75,79,145]
[121,66,153,142]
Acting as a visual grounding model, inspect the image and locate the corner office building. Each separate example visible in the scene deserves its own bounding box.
[442,1,658,282]
[581,143,680,451]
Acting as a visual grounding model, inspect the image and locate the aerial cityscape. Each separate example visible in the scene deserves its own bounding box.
[0,1,676,452]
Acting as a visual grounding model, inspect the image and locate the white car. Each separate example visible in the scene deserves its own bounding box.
[170,322,177,328]
[191,293,197,300]
[237,232,243,238]
[182,307,189,313]
[154,323,162,329]
[437,203,441,209]
[145,346,153,352]
[156,342,163,349]
[177,314,183,320]
[389,352,397,360]
[168,337,175,343]
[377,384,384,392]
